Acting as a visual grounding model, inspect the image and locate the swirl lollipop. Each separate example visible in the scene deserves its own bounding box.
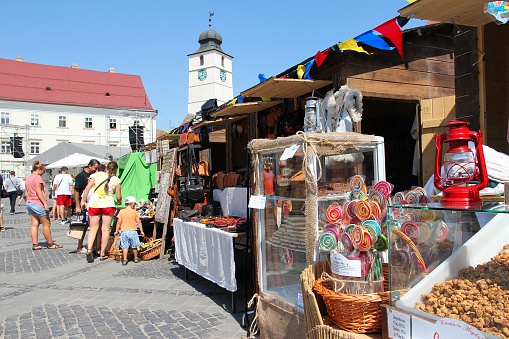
[349,175,366,194]
[373,180,393,198]
[394,192,406,205]
[351,225,364,248]
[374,234,388,251]
[345,200,358,219]
[419,209,436,223]
[318,231,337,251]
[412,186,427,197]
[416,222,431,243]
[368,190,386,208]
[344,224,356,234]
[401,220,420,241]
[433,220,449,242]
[357,230,374,252]
[341,232,354,252]
[324,224,340,240]
[325,204,343,224]
[405,191,420,205]
[362,220,381,236]
[362,225,378,244]
[354,200,372,221]
[370,202,382,221]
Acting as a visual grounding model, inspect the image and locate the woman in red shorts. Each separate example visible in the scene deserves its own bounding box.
[81,161,122,262]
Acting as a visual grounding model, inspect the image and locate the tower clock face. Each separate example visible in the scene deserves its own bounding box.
[220,70,227,82]
[197,69,207,81]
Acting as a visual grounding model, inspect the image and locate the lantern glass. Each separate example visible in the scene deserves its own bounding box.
[444,149,475,183]
[304,98,317,132]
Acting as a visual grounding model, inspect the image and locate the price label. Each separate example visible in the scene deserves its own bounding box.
[280,144,300,160]
[248,195,266,209]
[387,308,411,339]
[330,252,361,277]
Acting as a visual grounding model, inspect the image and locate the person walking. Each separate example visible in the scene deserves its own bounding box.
[115,196,144,265]
[53,166,73,224]
[25,161,62,250]
[73,159,100,254]
[4,171,20,215]
[17,177,26,206]
[81,161,121,262]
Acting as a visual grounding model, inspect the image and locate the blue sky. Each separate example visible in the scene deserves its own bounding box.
[0,1,424,131]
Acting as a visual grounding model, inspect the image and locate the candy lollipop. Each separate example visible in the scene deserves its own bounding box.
[354,200,372,221]
[433,220,449,242]
[370,202,382,221]
[368,190,386,208]
[325,204,343,224]
[405,191,420,205]
[412,186,427,197]
[345,224,356,234]
[401,220,420,241]
[324,224,340,240]
[394,192,406,205]
[416,222,431,243]
[318,231,337,251]
[362,220,381,236]
[345,200,358,219]
[351,225,365,248]
[374,234,388,251]
[362,225,378,244]
[419,209,436,223]
[357,230,374,252]
[349,175,366,194]
[341,232,354,252]
[373,180,393,198]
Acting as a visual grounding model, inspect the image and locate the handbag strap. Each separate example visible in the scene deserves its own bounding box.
[188,149,202,185]
[93,178,109,194]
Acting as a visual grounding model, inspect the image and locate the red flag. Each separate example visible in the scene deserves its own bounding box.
[374,18,403,58]
[314,48,330,67]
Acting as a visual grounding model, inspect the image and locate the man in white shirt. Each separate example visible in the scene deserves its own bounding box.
[53,166,74,224]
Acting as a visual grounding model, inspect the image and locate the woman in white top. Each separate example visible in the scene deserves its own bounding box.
[81,161,122,262]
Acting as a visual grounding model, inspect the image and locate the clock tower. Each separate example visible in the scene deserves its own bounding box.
[188,13,233,116]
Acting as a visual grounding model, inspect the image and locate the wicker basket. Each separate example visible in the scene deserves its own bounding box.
[108,235,134,261]
[139,239,162,261]
[314,278,389,333]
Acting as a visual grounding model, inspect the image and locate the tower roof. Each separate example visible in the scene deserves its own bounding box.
[196,28,223,53]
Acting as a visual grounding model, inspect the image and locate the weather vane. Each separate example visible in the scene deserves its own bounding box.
[209,11,214,28]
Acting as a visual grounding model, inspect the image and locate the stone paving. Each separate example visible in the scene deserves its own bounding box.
[0,203,247,338]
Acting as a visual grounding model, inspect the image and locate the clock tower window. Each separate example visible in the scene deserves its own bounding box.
[200,55,204,66]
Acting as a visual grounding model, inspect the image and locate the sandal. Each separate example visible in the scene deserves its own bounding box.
[134,257,141,263]
[46,243,63,249]
[99,256,108,261]
[122,260,128,266]
[32,244,46,251]
[86,251,95,263]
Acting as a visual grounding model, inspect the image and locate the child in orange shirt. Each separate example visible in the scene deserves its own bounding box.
[115,196,144,265]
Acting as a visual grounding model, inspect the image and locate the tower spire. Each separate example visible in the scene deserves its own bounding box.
[209,11,214,28]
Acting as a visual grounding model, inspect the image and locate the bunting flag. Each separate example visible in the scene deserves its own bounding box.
[330,44,341,53]
[296,65,305,79]
[303,60,314,80]
[374,18,403,58]
[258,73,267,82]
[338,39,371,54]
[314,48,330,67]
[396,15,410,28]
[354,30,394,51]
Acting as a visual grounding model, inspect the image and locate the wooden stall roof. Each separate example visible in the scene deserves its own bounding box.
[240,77,332,99]
[211,100,282,118]
[191,115,247,129]
[399,0,490,26]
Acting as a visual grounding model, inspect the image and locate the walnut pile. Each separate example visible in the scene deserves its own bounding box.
[415,245,509,338]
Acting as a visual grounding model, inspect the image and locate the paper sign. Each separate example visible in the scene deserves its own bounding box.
[280,144,300,161]
[433,318,486,339]
[387,308,411,339]
[330,252,361,277]
[248,195,266,209]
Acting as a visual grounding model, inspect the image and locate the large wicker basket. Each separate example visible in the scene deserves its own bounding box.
[139,238,162,261]
[108,235,134,261]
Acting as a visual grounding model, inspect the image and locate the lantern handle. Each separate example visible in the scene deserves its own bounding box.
[470,130,489,190]
[434,133,447,191]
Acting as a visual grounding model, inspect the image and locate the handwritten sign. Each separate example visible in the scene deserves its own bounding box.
[387,308,411,339]
[248,195,266,209]
[330,252,361,277]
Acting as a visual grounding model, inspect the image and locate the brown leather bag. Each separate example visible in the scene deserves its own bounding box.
[179,132,189,146]
[187,132,199,145]
[198,161,209,176]
[224,172,242,188]
[215,171,226,189]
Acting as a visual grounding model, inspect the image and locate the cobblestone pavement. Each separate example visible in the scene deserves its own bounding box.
[0,204,247,339]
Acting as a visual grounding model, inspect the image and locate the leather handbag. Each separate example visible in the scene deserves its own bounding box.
[187,132,199,144]
[224,172,242,188]
[197,161,209,176]
[215,171,226,189]
[198,127,210,144]
[179,132,189,146]
[1,187,8,198]
[201,201,221,216]
[186,149,204,202]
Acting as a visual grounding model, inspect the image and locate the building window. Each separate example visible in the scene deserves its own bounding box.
[133,119,140,126]
[1,141,11,153]
[200,55,204,66]
[109,118,117,129]
[30,142,40,154]
[1,112,9,125]
[58,116,67,128]
[221,56,225,67]
[85,117,93,129]
[30,114,39,126]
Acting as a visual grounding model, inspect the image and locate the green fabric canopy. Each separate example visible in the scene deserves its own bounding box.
[117,152,156,206]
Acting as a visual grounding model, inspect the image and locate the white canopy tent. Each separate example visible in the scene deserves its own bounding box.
[46,153,109,169]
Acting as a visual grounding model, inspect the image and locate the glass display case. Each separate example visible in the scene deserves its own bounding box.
[249,132,386,307]
[387,202,509,305]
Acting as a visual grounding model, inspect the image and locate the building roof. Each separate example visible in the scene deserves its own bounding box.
[0,58,154,110]
[196,29,223,53]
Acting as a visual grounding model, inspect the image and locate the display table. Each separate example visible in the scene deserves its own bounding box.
[213,187,247,217]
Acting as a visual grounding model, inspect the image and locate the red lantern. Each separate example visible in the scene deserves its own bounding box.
[434,120,488,208]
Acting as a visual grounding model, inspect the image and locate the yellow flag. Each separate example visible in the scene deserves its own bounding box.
[406,0,417,3]
[338,39,371,54]
[296,65,305,79]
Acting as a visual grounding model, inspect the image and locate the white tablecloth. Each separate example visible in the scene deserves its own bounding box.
[213,187,248,217]
[173,218,237,292]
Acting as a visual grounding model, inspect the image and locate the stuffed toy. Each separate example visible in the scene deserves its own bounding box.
[322,85,363,132]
